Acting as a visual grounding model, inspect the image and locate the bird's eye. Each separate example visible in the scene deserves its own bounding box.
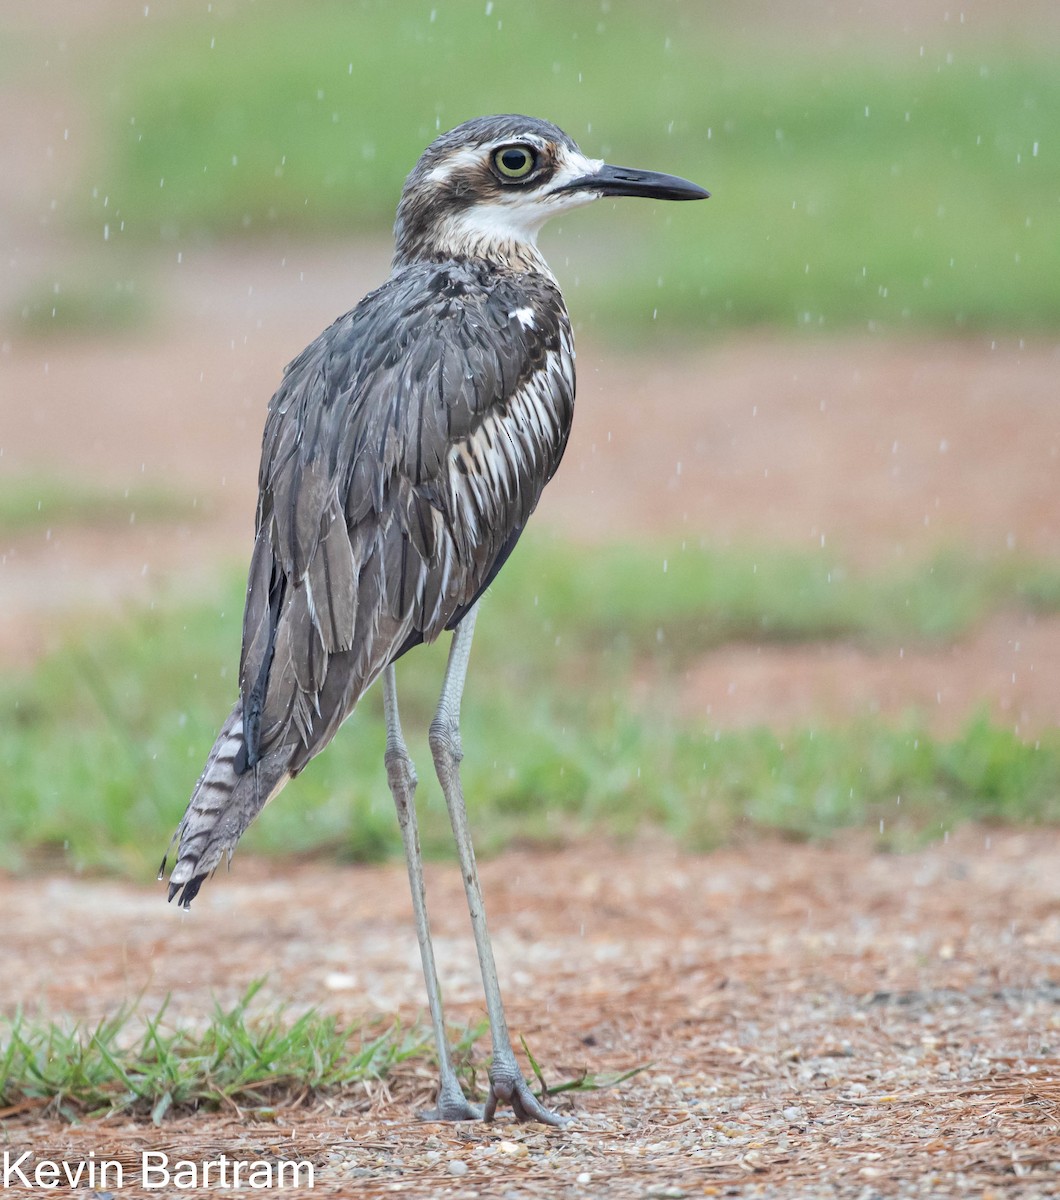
[493,145,537,180]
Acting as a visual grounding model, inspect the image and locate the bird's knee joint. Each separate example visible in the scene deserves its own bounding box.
[428,719,462,764]
[385,744,417,789]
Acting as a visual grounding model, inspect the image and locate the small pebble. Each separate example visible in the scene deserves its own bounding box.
[448,1159,469,1176]
[577,1172,591,1184]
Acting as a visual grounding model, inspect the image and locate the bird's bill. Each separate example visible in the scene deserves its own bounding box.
[557,162,709,201]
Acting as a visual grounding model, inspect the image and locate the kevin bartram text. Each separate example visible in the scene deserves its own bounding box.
[3,1150,315,1190]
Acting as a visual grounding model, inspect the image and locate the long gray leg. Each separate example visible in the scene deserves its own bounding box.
[428,605,569,1127]
[382,664,481,1121]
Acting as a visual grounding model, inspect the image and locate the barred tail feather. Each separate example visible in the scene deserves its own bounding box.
[160,701,290,909]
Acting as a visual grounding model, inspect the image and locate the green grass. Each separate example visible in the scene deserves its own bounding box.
[0,979,637,1121]
[0,981,441,1121]
[501,539,1060,654]
[80,0,1060,336]
[0,476,197,534]
[2,536,1058,878]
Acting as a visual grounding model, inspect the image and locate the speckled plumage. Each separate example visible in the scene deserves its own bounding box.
[163,137,576,905]
[246,260,574,772]
[159,115,706,1126]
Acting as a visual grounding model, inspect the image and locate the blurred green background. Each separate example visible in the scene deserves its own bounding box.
[17,0,1060,338]
[2,0,1059,878]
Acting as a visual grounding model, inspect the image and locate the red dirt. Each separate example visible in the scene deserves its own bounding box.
[3,832,1059,1197]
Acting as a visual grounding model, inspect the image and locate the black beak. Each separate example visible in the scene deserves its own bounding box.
[558,162,709,201]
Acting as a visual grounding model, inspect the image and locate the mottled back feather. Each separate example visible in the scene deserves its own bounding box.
[239,258,575,774]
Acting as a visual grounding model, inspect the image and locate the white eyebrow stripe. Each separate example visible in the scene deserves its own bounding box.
[424,144,486,182]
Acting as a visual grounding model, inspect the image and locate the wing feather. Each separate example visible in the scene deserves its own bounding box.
[238,259,575,775]
[307,506,358,651]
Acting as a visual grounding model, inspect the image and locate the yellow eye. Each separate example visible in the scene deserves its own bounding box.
[493,144,536,179]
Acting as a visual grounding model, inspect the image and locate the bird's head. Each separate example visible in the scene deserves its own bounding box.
[393,114,708,271]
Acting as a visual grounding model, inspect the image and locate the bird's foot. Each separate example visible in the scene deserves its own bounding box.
[484,1065,570,1128]
[418,1077,484,1122]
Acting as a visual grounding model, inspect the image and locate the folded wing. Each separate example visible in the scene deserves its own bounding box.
[239,259,576,777]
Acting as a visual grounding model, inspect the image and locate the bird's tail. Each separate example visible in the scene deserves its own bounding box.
[160,701,290,908]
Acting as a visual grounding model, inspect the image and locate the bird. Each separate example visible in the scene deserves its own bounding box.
[161,114,708,1126]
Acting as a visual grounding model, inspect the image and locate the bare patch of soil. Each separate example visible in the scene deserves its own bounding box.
[669,612,1060,737]
[3,833,1058,1197]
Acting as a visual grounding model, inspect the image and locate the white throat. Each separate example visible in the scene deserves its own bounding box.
[437,152,605,271]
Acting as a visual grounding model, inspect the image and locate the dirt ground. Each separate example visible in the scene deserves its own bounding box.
[2,832,1058,1198]
[3,4,1060,1197]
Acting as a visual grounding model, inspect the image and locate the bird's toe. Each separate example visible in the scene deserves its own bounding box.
[485,1069,571,1128]
[417,1078,484,1122]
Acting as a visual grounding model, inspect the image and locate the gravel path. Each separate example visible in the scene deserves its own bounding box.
[3,831,1058,1197]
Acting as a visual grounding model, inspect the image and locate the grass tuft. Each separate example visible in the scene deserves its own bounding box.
[520,1034,648,1101]
[0,982,616,1122]
[0,981,437,1122]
